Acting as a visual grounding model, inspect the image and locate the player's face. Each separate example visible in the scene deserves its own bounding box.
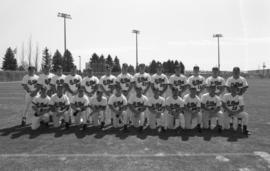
[28,69,35,75]
[57,68,63,76]
[43,67,49,75]
[97,91,103,99]
[87,69,93,77]
[40,88,47,96]
[71,67,76,75]
[157,67,162,74]
[193,68,199,76]
[209,87,216,96]
[175,67,181,75]
[190,88,196,97]
[212,69,219,77]
[78,89,84,97]
[136,88,142,96]
[233,70,240,78]
[115,87,121,96]
[57,87,64,96]
[139,65,145,73]
[122,64,128,73]
[105,67,112,75]
[172,90,178,97]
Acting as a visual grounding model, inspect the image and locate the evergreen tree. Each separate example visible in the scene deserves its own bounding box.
[52,50,62,72]
[2,47,18,70]
[99,54,105,63]
[180,61,185,74]
[90,53,99,64]
[112,56,121,72]
[106,54,113,67]
[42,47,52,69]
[127,65,135,74]
[62,49,74,72]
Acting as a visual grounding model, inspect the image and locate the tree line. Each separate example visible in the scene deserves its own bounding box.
[2,47,185,74]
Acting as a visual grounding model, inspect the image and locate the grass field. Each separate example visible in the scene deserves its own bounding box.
[0,79,270,171]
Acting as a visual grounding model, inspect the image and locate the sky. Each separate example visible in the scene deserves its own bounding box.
[0,0,270,71]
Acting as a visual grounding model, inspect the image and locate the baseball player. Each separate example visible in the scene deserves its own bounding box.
[99,64,117,124]
[21,66,39,126]
[147,88,166,132]
[183,87,202,132]
[70,86,89,130]
[201,85,224,132]
[50,86,70,129]
[108,84,128,129]
[64,65,82,98]
[37,65,55,96]
[222,85,249,135]
[31,86,51,130]
[226,67,248,96]
[128,87,148,132]
[187,65,206,96]
[50,65,66,94]
[166,88,185,130]
[89,89,107,129]
[151,63,169,97]
[205,67,225,96]
[116,63,133,99]
[169,64,187,97]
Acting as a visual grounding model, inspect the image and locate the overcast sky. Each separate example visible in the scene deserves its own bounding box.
[1,0,270,71]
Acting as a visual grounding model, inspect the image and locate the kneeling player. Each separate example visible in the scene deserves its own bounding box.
[128,87,148,132]
[183,87,202,132]
[108,84,128,129]
[148,88,166,132]
[222,85,249,135]
[31,87,51,130]
[50,86,70,129]
[166,88,185,130]
[89,89,107,129]
[70,86,89,130]
[201,85,224,132]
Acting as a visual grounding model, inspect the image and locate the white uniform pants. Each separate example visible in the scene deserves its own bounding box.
[130,112,145,128]
[223,111,249,130]
[111,111,128,128]
[167,112,185,129]
[184,111,202,129]
[202,111,224,129]
[22,93,34,118]
[52,111,70,128]
[31,113,50,130]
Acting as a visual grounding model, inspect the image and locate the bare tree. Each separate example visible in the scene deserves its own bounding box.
[21,42,25,66]
[34,43,39,71]
[28,36,32,66]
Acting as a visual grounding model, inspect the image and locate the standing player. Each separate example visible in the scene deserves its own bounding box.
[205,67,225,96]
[31,86,51,130]
[222,85,249,135]
[147,88,166,132]
[128,87,148,132]
[70,86,89,130]
[37,65,55,96]
[116,63,133,98]
[89,89,107,129]
[50,66,66,94]
[99,64,117,124]
[50,86,70,129]
[169,64,187,97]
[108,84,128,129]
[81,67,99,123]
[151,63,169,97]
[187,65,206,96]
[21,66,39,126]
[201,85,224,132]
[166,88,185,131]
[64,65,82,98]
[133,64,151,95]
[183,87,202,132]
[226,67,248,96]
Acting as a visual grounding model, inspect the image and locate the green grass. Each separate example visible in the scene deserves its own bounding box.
[0,79,270,171]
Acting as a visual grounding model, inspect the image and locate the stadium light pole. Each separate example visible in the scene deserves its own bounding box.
[57,12,72,52]
[213,34,223,70]
[78,56,81,72]
[132,29,140,70]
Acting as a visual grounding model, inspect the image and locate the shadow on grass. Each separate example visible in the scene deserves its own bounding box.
[0,123,249,142]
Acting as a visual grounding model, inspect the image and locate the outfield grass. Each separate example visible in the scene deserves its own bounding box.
[0,79,270,171]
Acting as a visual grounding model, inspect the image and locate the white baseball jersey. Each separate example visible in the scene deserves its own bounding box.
[65,74,82,92]
[222,93,244,111]
[32,95,51,110]
[206,76,225,94]
[183,94,201,111]
[70,94,89,109]
[133,73,151,91]
[147,96,166,113]
[81,76,99,93]
[151,73,169,91]
[108,94,127,111]
[51,74,66,87]
[22,74,39,92]
[187,75,206,92]
[225,76,248,90]
[37,73,55,90]
[89,96,107,110]
[50,94,70,109]
[116,73,133,91]
[99,75,116,92]
[166,96,184,112]
[128,94,148,112]
[169,74,187,91]
[201,93,221,110]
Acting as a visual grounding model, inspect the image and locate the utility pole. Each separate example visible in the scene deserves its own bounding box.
[57,12,72,52]
[132,29,140,70]
[213,34,223,70]
[78,56,81,72]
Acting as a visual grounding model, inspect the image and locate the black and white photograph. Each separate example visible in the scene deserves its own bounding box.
[0,0,270,170]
